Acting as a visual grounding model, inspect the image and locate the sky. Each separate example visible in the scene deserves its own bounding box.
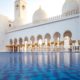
[0,0,65,22]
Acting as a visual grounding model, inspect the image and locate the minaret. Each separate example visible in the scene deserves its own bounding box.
[14,0,27,26]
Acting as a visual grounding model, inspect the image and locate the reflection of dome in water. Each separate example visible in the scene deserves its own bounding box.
[32,7,48,23]
[62,0,79,14]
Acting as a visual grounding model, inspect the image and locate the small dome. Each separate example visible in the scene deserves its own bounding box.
[62,0,79,15]
[32,7,47,23]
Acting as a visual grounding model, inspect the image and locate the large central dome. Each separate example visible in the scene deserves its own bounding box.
[32,7,48,23]
[62,0,79,15]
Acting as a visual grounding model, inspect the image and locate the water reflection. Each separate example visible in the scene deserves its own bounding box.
[8,52,80,71]
[0,52,80,80]
[64,52,71,67]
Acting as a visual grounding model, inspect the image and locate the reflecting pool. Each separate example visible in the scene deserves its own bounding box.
[0,52,80,80]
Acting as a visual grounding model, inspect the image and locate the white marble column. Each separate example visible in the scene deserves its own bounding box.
[24,41,27,52]
[17,46,20,52]
[13,46,14,52]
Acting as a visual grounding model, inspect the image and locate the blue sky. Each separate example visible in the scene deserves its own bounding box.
[0,0,15,19]
[0,0,65,22]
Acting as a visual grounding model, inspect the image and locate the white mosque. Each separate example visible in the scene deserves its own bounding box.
[0,0,80,52]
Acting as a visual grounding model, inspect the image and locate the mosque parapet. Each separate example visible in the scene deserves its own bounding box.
[32,9,80,25]
[7,9,80,33]
[62,9,79,16]
[48,9,79,22]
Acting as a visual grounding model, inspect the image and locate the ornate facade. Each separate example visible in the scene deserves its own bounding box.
[0,0,80,52]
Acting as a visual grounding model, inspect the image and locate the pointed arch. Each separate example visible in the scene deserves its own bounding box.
[24,36,28,41]
[37,35,43,41]
[53,32,61,40]
[63,30,72,38]
[19,37,23,45]
[45,33,51,41]
[30,35,35,43]
[14,38,17,45]
[10,39,13,45]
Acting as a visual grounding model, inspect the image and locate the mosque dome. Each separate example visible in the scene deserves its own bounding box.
[32,7,48,23]
[62,0,79,15]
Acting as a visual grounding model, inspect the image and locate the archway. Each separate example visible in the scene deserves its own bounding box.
[19,38,23,45]
[63,30,72,50]
[19,37,23,52]
[10,39,13,45]
[54,32,60,40]
[30,36,35,51]
[14,38,18,52]
[9,39,13,52]
[24,37,28,52]
[63,30,72,38]
[24,37,28,42]
[30,36,35,44]
[14,38,17,45]
[53,32,61,47]
[45,33,51,46]
[24,37,28,45]
[37,35,43,46]
[37,35,43,51]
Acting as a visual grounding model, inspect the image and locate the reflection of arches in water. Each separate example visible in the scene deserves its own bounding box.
[32,53,35,66]
[19,53,23,72]
[11,53,23,72]
[29,54,33,64]
[9,54,14,68]
[30,36,35,43]
[54,53,62,67]
[69,53,80,67]
[43,53,48,65]
[47,53,51,68]
[37,53,43,66]
[48,52,54,68]
[52,53,57,66]
[64,53,71,67]
[45,33,51,42]
[13,54,17,70]
[24,54,27,64]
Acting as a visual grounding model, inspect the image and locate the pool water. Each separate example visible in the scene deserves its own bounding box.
[0,52,80,80]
